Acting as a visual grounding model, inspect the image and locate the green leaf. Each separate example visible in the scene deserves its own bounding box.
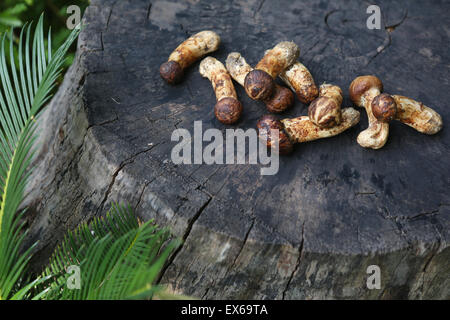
[0,14,79,300]
[10,275,52,300]
[2,4,28,16]
[38,204,181,300]
[0,4,27,28]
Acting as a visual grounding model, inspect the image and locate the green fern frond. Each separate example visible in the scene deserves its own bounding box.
[38,203,180,300]
[0,15,79,300]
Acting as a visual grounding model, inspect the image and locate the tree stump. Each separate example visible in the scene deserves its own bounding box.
[25,0,449,299]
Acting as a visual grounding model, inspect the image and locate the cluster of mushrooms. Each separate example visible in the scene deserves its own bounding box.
[160,31,443,155]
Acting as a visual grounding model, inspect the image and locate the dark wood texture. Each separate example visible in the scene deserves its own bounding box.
[24,0,449,299]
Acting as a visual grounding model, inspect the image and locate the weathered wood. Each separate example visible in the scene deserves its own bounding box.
[24,0,449,299]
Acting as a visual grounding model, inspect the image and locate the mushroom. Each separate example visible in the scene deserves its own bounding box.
[160,31,220,84]
[308,84,343,128]
[244,41,299,101]
[373,94,442,135]
[349,75,389,149]
[257,108,360,155]
[351,75,443,149]
[199,57,243,124]
[226,52,294,113]
[280,61,319,104]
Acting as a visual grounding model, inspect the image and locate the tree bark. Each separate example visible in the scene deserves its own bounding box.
[23,0,449,299]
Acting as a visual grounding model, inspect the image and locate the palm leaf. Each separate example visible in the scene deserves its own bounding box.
[38,203,180,300]
[0,15,79,300]
[0,4,27,32]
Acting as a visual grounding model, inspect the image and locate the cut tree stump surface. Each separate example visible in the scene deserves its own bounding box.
[25,0,449,299]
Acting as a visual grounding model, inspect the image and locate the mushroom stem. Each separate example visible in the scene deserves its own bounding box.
[226,52,252,87]
[349,75,389,149]
[200,57,238,100]
[282,108,360,143]
[199,57,242,124]
[255,41,300,78]
[168,31,220,69]
[361,87,382,123]
[358,87,389,149]
[257,108,360,154]
[279,61,318,104]
[392,95,443,135]
[160,31,220,84]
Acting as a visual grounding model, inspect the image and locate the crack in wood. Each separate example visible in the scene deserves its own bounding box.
[105,0,118,31]
[134,179,152,211]
[380,207,412,246]
[253,0,266,18]
[407,203,448,221]
[367,9,408,65]
[323,7,407,66]
[366,33,391,66]
[88,113,119,128]
[156,195,213,285]
[385,9,408,32]
[416,242,440,297]
[229,218,255,273]
[95,145,159,217]
[282,222,305,299]
[54,121,90,192]
[324,9,339,30]
[378,249,409,299]
[100,32,104,51]
[355,191,376,196]
[201,287,210,300]
[146,2,152,22]
[408,209,440,221]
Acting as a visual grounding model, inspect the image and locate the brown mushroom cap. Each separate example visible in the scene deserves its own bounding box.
[244,69,275,101]
[308,96,342,128]
[256,114,294,155]
[349,75,383,105]
[371,93,397,122]
[214,97,243,124]
[264,85,294,113]
[159,61,184,84]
